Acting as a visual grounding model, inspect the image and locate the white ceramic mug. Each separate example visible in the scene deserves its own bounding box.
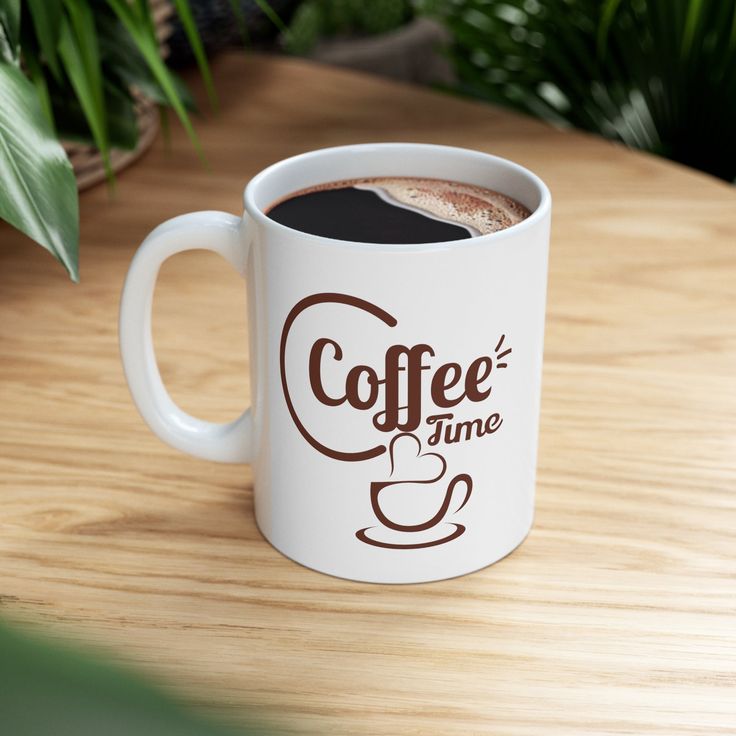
[119,143,551,583]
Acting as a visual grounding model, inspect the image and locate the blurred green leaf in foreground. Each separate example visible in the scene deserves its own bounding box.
[0,619,273,736]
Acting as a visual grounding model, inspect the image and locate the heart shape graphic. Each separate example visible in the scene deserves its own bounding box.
[388,433,446,485]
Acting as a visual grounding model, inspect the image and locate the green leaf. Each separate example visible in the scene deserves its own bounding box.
[25,51,54,129]
[169,0,217,108]
[95,83,138,150]
[58,3,112,180]
[0,63,78,281]
[225,0,250,47]
[27,0,62,79]
[681,0,706,60]
[356,0,408,34]
[0,0,20,63]
[118,63,195,112]
[105,0,204,161]
[253,0,288,34]
[113,56,195,111]
[96,12,196,112]
[62,0,104,107]
[51,81,139,150]
[283,1,323,55]
[597,0,622,58]
[0,621,269,735]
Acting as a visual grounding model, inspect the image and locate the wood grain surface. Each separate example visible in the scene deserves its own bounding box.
[1,54,735,735]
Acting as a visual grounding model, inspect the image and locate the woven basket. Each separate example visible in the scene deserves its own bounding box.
[64,0,175,191]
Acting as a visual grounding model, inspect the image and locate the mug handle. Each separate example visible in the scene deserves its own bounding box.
[119,211,253,463]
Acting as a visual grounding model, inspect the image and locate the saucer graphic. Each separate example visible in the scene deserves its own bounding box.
[356,522,466,550]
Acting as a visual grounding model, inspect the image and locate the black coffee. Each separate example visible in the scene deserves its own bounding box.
[265,176,531,244]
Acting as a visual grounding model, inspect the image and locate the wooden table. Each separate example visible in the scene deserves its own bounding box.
[1,54,735,735]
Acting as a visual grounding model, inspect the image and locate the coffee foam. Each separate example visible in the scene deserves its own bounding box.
[271,177,531,236]
[355,178,530,235]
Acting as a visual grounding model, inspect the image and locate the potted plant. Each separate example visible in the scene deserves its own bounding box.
[0,0,220,282]
[281,0,453,85]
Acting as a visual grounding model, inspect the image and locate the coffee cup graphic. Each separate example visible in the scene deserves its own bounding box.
[356,433,473,549]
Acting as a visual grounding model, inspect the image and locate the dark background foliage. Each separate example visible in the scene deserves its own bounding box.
[421,0,736,182]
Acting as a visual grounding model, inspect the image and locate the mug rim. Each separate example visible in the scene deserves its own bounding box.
[243,142,551,252]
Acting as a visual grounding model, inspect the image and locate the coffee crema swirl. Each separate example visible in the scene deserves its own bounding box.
[266,176,531,244]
